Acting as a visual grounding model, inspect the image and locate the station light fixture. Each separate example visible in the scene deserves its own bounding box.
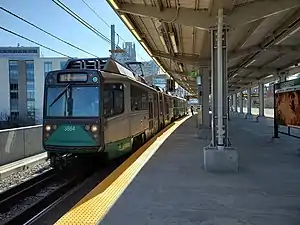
[120,15,134,30]
[264,74,274,79]
[178,63,184,72]
[141,41,153,57]
[131,29,141,41]
[152,56,168,75]
[159,35,169,53]
[109,0,119,10]
[275,26,300,45]
[120,14,142,42]
[170,33,178,53]
[245,59,256,68]
[152,57,162,68]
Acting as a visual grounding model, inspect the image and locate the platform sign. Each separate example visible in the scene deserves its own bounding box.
[188,70,198,78]
[274,77,300,138]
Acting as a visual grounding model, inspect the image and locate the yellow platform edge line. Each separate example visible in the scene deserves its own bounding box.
[55,116,190,225]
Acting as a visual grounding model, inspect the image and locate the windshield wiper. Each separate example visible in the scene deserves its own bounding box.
[49,84,71,108]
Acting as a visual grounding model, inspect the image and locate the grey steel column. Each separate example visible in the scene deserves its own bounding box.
[259,83,264,117]
[203,8,238,173]
[196,75,203,128]
[210,8,229,148]
[239,92,243,113]
[229,95,232,112]
[233,93,237,112]
[201,67,210,128]
[247,87,251,115]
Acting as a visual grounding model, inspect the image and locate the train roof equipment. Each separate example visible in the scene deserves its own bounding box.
[64,57,136,80]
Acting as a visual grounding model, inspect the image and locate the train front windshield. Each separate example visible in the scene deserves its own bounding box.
[46,86,99,117]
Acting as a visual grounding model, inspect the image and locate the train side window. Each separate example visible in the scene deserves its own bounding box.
[141,91,148,110]
[130,85,150,111]
[103,90,113,116]
[131,85,140,110]
[104,83,124,117]
[164,95,169,114]
[153,94,158,117]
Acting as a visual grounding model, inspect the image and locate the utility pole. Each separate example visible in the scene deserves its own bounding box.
[109,24,125,58]
[110,25,115,59]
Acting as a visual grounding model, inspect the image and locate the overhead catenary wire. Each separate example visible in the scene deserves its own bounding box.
[55,0,148,61]
[52,0,112,44]
[80,0,126,43]
[79,0,147,61]
[0,7,99,58]
[0,26,72,58]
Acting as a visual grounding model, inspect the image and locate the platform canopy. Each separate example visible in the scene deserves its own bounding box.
[107,0,300,94]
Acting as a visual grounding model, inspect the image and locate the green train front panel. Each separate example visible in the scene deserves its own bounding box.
[44,124,97,147]
[104,137,132,159]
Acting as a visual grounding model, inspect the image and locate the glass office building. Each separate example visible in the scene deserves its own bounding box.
[0,46,69,123]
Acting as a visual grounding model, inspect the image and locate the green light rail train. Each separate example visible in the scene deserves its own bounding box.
[42,58,188,168]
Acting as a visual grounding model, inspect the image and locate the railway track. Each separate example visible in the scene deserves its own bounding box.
[0,165,96,225]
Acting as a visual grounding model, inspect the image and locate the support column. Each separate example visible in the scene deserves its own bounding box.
[229,95,233,112]
[203,8,239,173]
[233,93,237,112]
[247,87,252,117]
[259,83,264,117]
[201,67,210,128]
[196,75,203,129]
[239,92,243,114]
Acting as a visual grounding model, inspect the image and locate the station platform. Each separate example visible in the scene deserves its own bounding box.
[0,152,47,180]
[56,115,300,225]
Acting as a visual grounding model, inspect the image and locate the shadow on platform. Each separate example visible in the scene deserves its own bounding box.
[100,116,300,225]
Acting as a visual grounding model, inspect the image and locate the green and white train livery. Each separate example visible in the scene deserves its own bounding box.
[43,58,188,168]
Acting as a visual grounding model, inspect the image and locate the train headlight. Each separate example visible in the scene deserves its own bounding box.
[45,125,51,131]
[91,125,98,132]
[85,125,90,130]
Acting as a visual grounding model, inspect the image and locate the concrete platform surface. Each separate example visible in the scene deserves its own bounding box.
[0,152,47,179]
[100,116,300,225]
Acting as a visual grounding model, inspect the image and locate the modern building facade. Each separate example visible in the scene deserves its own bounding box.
[114,42,159,77]
[115,42,136,64]
[0,46,69,124]
[141,60,159,77]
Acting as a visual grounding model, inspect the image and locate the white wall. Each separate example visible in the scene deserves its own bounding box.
[0,59,10,116]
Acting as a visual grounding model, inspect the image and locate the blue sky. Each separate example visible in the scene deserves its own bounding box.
[0,0,151,61]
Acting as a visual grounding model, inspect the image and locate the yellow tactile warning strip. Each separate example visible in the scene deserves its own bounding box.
[54,115,190,225]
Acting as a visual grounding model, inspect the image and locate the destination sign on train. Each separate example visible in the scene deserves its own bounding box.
[58,73,88,82]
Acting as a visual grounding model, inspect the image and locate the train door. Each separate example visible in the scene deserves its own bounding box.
[148,93,154,136]
[153,93,159,133]
[164,94,169,124]
[169,96,174,121]
[159,92,164,129]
